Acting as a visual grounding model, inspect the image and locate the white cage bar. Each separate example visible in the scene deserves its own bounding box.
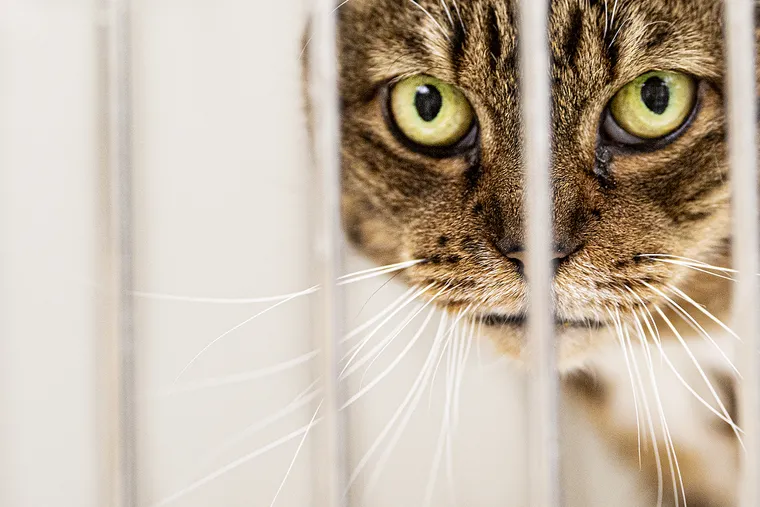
[104,0,138,506]
[725,1,760,506]
[309,1,349,506]
[518,1,562,506]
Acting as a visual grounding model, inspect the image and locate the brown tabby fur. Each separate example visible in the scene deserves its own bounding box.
[333,0,757,505]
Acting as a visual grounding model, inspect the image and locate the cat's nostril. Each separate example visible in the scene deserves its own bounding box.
[495,239,527,275]
[495,238,521,259]
[495,238,581,277]
[553,240,583,266]
[506,251,526,277]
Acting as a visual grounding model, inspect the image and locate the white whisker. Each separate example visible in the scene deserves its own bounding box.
[301,0,361,58]
[132,285,319,305]
[350,310,449,494]
[643,257,737,282]
[351,303,424,382]
[424,404,449,507]
[640,254,738,274]
[428,310,470,408]
[341,306,438,410]
[332,0,352,13]
[625,289,684,506]
[643,282,741,375]
[439,0,455,29]
[268,401,323,507]
[610,0,619,29]
[152,413,324,507]
[198,381,321,470]
[667,283,742,341]
[360,310,469,497]
[158,350,319,396]
[653,306,745,448]
[422,310,468,507]
[443,312,460,505]
[429,330,452,409]
[611,308,643,468]
[339,284,431,377]
[343,286,418,343]
[663,297,740,377]
[642,335,686,507]
[622,285,662,348]
[359,286,449,386]
[630,312,664,507]
[648,320,742,435]
[643,338,683,506]
[299,35,313,59]
[624,325,650,450]
[608,18,631,48]
[337,259,425,285]
[133,260,422,305]
[476,316,484,373]
[453,312,475,429]
[451,0,465,33]
[171,292,312,385]
[407,0,452,41]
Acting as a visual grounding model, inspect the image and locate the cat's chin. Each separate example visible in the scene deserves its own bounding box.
[476,314,617,372]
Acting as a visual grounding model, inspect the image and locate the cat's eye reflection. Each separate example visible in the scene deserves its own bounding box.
[387,75,476,151]
[604,70,698,146]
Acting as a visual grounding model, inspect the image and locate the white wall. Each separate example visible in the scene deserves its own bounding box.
[0,2,102,506]
[131,1,315,506]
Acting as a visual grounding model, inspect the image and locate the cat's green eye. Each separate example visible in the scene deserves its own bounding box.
[389,75,474,148]
[608,71,697,141]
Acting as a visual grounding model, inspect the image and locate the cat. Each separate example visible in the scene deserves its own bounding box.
[334,0,748,505]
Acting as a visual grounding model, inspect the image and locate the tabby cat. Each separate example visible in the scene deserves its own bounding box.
[335,0,750,505]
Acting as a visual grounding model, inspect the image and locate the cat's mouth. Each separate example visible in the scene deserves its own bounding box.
[479,312,607,330]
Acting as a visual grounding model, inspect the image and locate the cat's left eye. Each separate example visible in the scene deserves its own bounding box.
[603,71,697,146]
[387,75,475,151]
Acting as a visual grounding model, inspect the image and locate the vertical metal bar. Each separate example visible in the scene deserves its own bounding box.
[309,0,348,506]
[725,1,760,506]
[105,0,137,506]
[518,1,561,506]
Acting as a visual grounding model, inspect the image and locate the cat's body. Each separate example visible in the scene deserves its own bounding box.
[334,1,750,505]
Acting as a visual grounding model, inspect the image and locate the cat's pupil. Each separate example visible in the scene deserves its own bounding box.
[415,85,443,122]
[640,77,670,115]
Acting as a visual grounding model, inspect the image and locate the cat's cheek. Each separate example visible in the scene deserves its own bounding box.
[341,194,406,265]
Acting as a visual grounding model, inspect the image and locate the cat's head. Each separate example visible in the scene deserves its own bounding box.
[337,0,735,368]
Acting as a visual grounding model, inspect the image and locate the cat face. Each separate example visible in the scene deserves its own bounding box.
[337,0,734,367]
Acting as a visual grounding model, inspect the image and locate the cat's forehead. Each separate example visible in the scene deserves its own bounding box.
[340,0,725,93]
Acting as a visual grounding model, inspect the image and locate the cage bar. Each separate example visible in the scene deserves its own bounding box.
[518,1,562,506]
[104,0,137,506]
[308,1,349,506]
[724,1,760,506]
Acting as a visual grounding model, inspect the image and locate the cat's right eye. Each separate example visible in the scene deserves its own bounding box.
[603,71,697,146]
[387,75,476,152]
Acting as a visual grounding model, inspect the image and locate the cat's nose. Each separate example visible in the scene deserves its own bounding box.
[495,239,579,277]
